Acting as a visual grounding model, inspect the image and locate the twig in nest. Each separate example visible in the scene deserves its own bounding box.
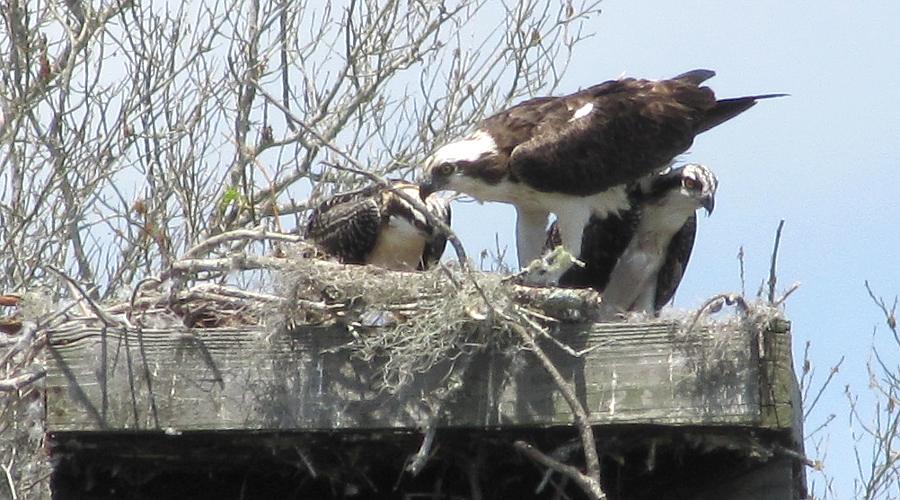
[46,265,128,328]
[513,308,598,358]
[187,284,285,304]
[773,282,801,307]
[181,227,302,260]
[167,254,288,277]
[767,219,785,305]
[128,276,162,324]
[688,293,750,333]
[0,322,37,368]
[508,323,604,499]
[0,368,46,392]
[438,262,463,289]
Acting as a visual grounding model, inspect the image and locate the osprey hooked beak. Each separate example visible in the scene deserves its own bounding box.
[419,180,435,201]
[700,193,715,215]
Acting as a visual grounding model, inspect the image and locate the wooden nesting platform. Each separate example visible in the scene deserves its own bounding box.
[44,318,805,499]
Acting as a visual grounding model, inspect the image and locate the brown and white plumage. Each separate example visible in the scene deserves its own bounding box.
[419,69,780,282]
[304,180,450,271]
[546,164,718,316]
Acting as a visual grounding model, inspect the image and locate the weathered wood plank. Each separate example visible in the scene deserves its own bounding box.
[44,320,795,432]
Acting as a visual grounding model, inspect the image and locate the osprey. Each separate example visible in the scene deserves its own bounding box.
[304,180,451,271]
[419,69,780,282]
[546,164,718,316]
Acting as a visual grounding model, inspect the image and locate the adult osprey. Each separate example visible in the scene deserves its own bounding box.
[546,164,718,316]
[419,69,780,282]
[304,180,451,271]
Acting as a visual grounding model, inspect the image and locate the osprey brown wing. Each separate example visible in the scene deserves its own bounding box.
[305,188,383,264]
[507,77,717,196]
[654,212,698,310]
[480,96,560,156]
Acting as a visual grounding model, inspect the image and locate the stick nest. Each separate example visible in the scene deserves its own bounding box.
[276,246,602,392]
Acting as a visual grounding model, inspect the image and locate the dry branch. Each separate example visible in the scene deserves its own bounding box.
[514,441,605,500]
[0,369,46,392]
[767,219,785,304]
[508,323,603,498]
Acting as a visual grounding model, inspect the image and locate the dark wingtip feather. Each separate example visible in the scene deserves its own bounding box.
[744,93,791,100]
[698,93,788,134]
[672,69,716,85]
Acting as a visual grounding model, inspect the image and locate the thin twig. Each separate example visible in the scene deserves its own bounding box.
[166,254,289,277]
[864,280,899,345]
[128,276,162,324]
[688,293,749,332]
[804,356,845,420]
[181,227,302,260]
[1,461,17,500]
[508,323,604,499]
[805,413,836,440]
[774,282,801,307]
[514,441,605,500]
[46,265,128,328]
[767,220,785,305]
[772,444,822,471]
[406,422,437,476]
[0,368,46,392]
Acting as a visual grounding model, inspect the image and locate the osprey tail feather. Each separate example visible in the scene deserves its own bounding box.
[698,93,788,134]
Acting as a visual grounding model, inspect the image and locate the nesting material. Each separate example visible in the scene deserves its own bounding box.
[276,248,605,392]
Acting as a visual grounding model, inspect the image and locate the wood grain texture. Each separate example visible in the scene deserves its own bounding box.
[44,320,797,433]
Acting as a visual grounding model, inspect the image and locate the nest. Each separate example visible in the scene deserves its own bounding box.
[1,295,54,500]
[277,246,607,393]
[0,233,789,498]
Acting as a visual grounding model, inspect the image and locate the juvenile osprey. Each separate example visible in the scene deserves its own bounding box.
[304,180,450,271]
[546,164,718,316]
[419,69,780,282]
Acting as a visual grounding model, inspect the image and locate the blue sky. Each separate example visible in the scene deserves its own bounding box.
[450,1,900,496]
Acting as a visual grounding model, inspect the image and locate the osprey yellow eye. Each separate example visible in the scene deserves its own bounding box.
[435,163,455,177]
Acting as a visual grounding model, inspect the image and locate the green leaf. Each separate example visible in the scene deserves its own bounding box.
[219,186,240,213]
